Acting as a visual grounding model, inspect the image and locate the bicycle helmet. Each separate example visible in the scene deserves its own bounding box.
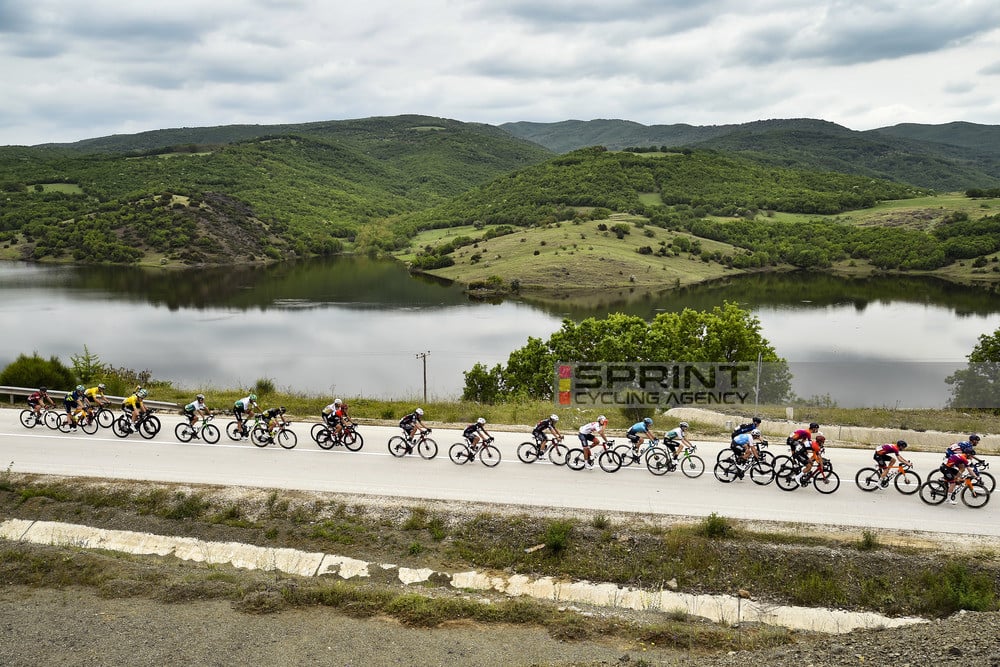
[969,433,981,442]
[334,398,343,406]
[98,383,106,390]
[76,384,85,392]
[896,439,908,449]
[809,422,820,430]
[966,448,977,457]
[477,417,486,425]
[279,406,286,414]
[751,429,761,437]
[39,386,47,393]
[597,415,607,424]
[415,408,424,416]
[643,417,653,426]
[196,394,205,401]
[752,416,762,424]
[815,434,826,445]
[248,394,257,402]
[549,414,559,422]
[678,421,689,429]
[137,389,148,398]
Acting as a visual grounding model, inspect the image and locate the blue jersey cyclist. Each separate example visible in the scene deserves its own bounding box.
[626,417,656,454]
[946,434,984,466]
[63,384,88,428]
[731,429,763,463]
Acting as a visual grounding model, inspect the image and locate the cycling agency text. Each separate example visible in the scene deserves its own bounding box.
[556,363,753,407]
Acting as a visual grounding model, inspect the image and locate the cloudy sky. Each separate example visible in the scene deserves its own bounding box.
[2,0,999,146]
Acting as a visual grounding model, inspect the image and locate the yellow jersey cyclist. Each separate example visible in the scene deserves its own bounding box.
[122,388,149,430]
[84,383,110,408]
[233,394,259,440]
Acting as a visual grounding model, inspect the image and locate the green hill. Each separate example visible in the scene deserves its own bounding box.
[0,116,552,264]
[500,118,1000,191]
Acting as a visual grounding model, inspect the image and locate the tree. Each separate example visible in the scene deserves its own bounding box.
[461,303,790,401]
[946,328,1000,410]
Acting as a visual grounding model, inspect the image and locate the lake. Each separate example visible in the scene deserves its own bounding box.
[1,258,998,408]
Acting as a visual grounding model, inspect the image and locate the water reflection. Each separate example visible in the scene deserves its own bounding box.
[1,259,999,405]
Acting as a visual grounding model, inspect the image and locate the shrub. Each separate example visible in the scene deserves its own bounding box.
[698,513,734,538]
[0,353,76,393]
[543,520,574,556]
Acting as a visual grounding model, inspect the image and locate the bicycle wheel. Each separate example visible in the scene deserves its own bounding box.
[679,454,705,478]
[614,444,640,467]
[449,443,470,465]
[646,450,671,476]
[316,430,335,450]
[138,419,158,439]
[547,442,568,466]
[96,408,115,428]
[44,410,60,429]
[480,444,501,467]
[977,471,996,494]
[78,417,97,435]
[417,437,438,460]
[565,448,587,471]
[343,430,363,451]
[918,480,949,505]
[19,410,38,428]
[813,469,840,494]
[310,423,326,443]
[961,481,990,508]
[388,436,409,457]
[714,460,739,483]
[894,469,921,495]
[855,467,881,492]
[774,462,800,491]
[598,449,622,473]
[226,421,244,441]
[517,442,540,463]
[56,414,73,433]
[200,423,220,444]
[250,425,270,447]
[277,430,297,449]
[749,461,774,486]
[716,448,737,463]
[175,422,194,442]
[111,416,131,438]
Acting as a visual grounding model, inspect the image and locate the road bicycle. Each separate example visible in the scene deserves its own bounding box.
[645,443,706,478]
[448,436,501,467]
[774,453,840,493]
[716,439,775,465]
[926,460,994,494]
[565,439,621,472]
[251,421,298,449]
[387,429,438,459]
[174,414,221,444]
[57,407,100,435]
[226,413,266,441]
[918,470,990,508]
[85,402,117,428]
[111,409,161,440]
[613,438,668,468]
[516,434,567,465]
[313,419,364,451]
[19,407,60,430]
[855,461,921,494]
[713,447,774,485]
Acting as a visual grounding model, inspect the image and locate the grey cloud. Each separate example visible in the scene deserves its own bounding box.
[982,61,1000,75]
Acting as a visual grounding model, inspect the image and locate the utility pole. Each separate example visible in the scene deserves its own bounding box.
[416,351,430,403]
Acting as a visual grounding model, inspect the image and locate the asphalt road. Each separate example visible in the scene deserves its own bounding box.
[0,407,992,536]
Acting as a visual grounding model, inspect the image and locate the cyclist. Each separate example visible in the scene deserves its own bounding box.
[796,433,826,486]
[84,383,110,409]
[730,429,763,468]
[940,448,971,505]
[399,408,429,442]
[787,422,819,459]
[577,415,609,470]
[626,417,656,456]
[27,386,55,418]
[261,406,290,441]
[122,388,149,430]
[462,417,493,456]
[183,394,211,437]
[946,435,985,466]
[233,393,259,440]
[63,384,88,430]
[662,421,692,459]
[322,399,347,440]
[731,416,762,440]
[874,440,913,486]
[531,414,562,459]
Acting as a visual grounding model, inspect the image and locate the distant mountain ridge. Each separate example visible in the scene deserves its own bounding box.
[500,118,1000,191]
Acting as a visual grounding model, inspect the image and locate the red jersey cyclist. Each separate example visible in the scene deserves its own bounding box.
[27,386,56,418]
[874,440,912,486]
[795,432,826,486]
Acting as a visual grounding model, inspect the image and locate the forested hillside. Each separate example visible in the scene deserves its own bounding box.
[500,118,1000,191]
[0,117,552,264]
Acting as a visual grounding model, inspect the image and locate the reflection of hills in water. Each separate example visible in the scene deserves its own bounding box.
[523,272,1000,320]
[48,258,470,311]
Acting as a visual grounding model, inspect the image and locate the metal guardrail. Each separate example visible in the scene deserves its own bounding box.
[0,385,179,411]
